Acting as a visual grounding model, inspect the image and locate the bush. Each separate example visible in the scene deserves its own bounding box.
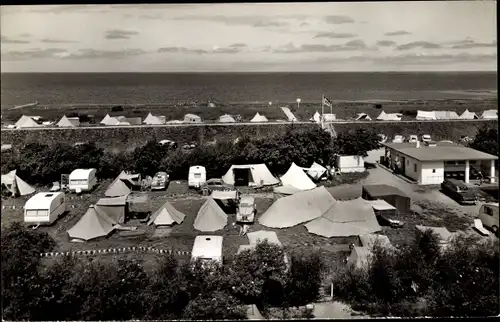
[470,125,498,157]
[111,105,124,112]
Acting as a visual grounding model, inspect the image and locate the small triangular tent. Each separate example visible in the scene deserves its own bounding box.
[347,246,372,269]
[96,196,127,224]
[15,115,42,128]
[307,162,327,181]
[280,107,298,122]
[355,113,372,121]
[310,111,321,123]
[144,113,165,125]
[219,114,236,123]
[143,112,155,124]
[259,186,336,228]
[148,200,186,226]
[459,109,479,120]
[250,113,268,122]
[322,114,336,122]
[280,163,316,191]
[416,110,436,120]
[56,115,77,127]
[1,170,36,196]
[304,198,381,237]
[481,109,498,119]
[193,197,228,232]
[67,205,117,241]
[376,111,402,121]
[434,111,459,120]
[100,114,111,125]
[105,171,138,197]
[222,164,279,187]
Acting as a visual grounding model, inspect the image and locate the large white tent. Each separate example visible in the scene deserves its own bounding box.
[1,170,35,196]
[15,115,42,128]
[193,197,228,232]
[222,164,279,187]
[279,162,316,191]
[143,113,165,125]
[219,114,236,123]
[481,109,498,119]
[306,162,327,181]
[304,198,381,238]
[56,115,79,127]
[67,205,117,241]
[280,107,298,122]
[105,171,140,197]
[259,186,336,228]
[100,114,112,125]
[273,185,303,197]
[310,111,321,123]
[459,109,479,120]
[148,200,186,226]
[250,113,268,122]
[416,110,436,120]
[434,111,460,120]
[376,111,402,121]
[355,113,372,121]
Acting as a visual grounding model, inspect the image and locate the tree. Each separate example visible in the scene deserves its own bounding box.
[470,125,498,157]
[285,251,324,307]
[133,140,169,176]
[333,129,381,157]
[182,291,246,320]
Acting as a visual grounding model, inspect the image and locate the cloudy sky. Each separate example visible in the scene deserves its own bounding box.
[0,2,497,72]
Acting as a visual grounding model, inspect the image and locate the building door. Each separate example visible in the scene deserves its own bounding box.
[401,157,406,174]
[233,168,251,186]
[444,161,466,181]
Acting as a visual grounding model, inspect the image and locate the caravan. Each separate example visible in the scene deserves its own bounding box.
[24,192,66,226]
[189,166,207,188]
[69,169,97,193]
[191,235,223,265]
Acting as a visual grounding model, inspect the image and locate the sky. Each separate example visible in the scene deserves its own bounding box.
[0,2,497,72]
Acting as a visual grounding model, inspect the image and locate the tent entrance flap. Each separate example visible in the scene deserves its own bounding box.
[234,168,253,186]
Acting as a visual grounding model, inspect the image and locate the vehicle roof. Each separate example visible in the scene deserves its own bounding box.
[25,192,64,210]
[190,165,206,171]
[191,235,223,258]
[240,195,255,203]
[69,168,96,180]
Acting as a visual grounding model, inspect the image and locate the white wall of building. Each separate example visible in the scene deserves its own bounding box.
[336,155,365,173]
[420,161,445,185]
[403,155,421,182]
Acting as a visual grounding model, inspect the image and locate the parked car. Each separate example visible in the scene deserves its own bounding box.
[392,135,404,143]
[421,134,432,142]
[201,178,234,195]
[159,139,177,148]
[441,179,477,205]
[151,172,169,190]
[408,135,418,143]
[477,203,499,234]
[378,134,387,143]
[236,195,256,223]
[182,143,197,150]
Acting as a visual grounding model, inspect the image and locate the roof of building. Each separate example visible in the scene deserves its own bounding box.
[25,192,64,210]
[362,184,408,198]
[69,168,96,180]
[383,142,498,161]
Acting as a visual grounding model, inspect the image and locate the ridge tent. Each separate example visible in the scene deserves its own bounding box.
[56,115,79,127]
[100,114,112,125]
[416,110,436,120]
[144,113,165,125]
[280,107,298,122]
[116,121,131,126]
[359,233,394,250]
[143,113,155,124]
[304,198,381,238]
[355,113,372,121]
[306,162,327,181]
[481,109,498,119]
[1,169,35,196]
[310,111,321,123]
[238,230,282,254]
[434,111,460,120]
[273,185,303,198]
[148,200,186,226]
[219,114,236,123]
[105,171,140,197]
[279,162,316,191]
[250,113,268,122]
[15,115,42,128]
[376,111,402,121]
[459,109,479,120]
[347,246,372,269]
[322,113,336,122]
[259,186,336,228]
[193,197,228,232]
[222,164,279,187]
[184,114,202,123]
[96,195,128,224]
[123,117,142,125]
[67,205,117,241]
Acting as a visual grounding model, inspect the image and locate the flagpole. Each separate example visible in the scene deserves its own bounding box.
[321,94,325,130]
[330,98,333,115]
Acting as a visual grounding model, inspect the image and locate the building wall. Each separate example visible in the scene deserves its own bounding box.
[403,155,421,182]
[420,161,445,184]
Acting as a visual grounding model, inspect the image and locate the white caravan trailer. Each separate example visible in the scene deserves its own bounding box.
[24,192,66,226]
[188,166,207,188]
[69,168,97,193]
[191,235,223,264]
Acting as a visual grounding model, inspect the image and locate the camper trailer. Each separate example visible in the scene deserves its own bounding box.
[478,203,499,234]
[24,192,66,226]
[191,235,223,265]
[69,168,97,193]
[188,166,207,189]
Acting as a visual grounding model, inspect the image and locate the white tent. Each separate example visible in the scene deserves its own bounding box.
[259,186,336,228]
[459,109,479,120]
[143,112,155,124]
[219,114,236,123]
[148,200,186,226]
[280,107,298,122]
[279,162,316,191]
[105,171,139,197]
[304,198,381,238]
[376,111,402,121]
[56,115,79,127]
[310,111,321,123]
[67,205,117,241]
[193,197,228,232]
[355,113,372,121]
[100,114,112,125]
[222,164,279,187]
[359,234,395,250]
[116,121,131,126]
[481,109,498,119]
[434,111,460,120]
[250,113,268,122]
[273,185,303,197]
[15,115,42,128]
[347,246,372,269]
[144,113,165,125]
[184,114,203,123]
[306,162,327,181]
[322,114,336,122]
[1,170,35,196]
[416,110,436,120]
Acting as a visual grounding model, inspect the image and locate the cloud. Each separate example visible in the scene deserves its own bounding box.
[104,29,139,40]
[314,31,357,39]
[27,5,109,14]
[19,33,32,38]
[451,41,496,49]
[158,47,208,54]
[158,44,247,55]
[1,35,30,44]
[65,49,147,59]
[253,21,289,27]
[385,30,412,36]
[300,22,310,27]
[396,41,442,50]
[323,15,355,24]
[41,38,78,44]
[1,48,67,61]
[376,40,397,47]
[172,14,307,27]
[273,39,370,53]
[229,43,247,48]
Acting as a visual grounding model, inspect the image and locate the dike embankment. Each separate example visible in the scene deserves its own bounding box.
[1,120,497,152]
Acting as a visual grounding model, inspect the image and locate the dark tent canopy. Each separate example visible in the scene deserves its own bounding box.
[362,184,411,215]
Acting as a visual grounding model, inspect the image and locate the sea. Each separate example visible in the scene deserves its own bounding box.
[0,72,497,107]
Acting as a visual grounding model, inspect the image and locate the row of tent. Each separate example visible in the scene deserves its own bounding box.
[416,109,497,120]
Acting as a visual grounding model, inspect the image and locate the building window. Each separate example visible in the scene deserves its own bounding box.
[470,160,476,164]
[432,169,436,173]
[407,160,409,165]
[457,161,466,165]
[414,164,417,172]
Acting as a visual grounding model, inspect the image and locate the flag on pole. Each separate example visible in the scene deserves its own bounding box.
[323,96,333,108]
